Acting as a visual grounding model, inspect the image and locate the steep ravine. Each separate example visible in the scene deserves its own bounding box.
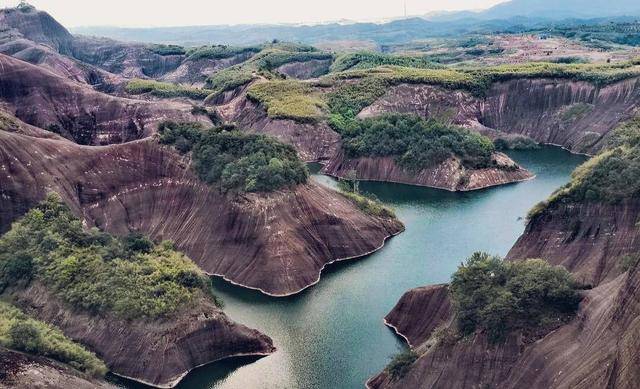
[0,129,403,296]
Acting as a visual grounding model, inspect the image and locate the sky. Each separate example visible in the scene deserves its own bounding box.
[2,0,509,27]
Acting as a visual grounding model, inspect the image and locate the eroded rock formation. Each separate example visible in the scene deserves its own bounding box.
[367,196,640,389]
[0,348,116,389]
[0,129,403,296]
[7,283,274,388]
[322,150,533,191]
[360,78,640,154]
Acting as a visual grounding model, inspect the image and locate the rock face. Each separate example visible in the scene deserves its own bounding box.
[216,91,341,162]
[383,285,452,348]
[360,79,640,154]
[0,54,200,145]
[0,129,403,296]
[368,197,640,389]
[0,348,116,389]
[507,200,640,286]
[7,283,274,388]
[276,59,332,79]
[323,150,533,191]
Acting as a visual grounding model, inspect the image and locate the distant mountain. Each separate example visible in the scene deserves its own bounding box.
[481,0,640,20]
[70,0,640,47]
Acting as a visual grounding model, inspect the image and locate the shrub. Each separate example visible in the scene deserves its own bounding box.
[0,194,214,319]
[150,44,186,56]
[125,79,212,100]
[159,122,309,193]
[494,135,539,151]
[339,114,496,171]
[0,302,107,376]
[450,253,581,343]
[247,80,326,122]
[385,349,418,380]
[204,67,256,102]
[330,52,438,72]
[186,45,260,61]
[338,190,395,218]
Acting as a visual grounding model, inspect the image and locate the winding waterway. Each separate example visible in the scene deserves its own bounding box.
[116,147,586,389]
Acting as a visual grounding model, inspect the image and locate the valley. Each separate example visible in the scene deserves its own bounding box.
[0,1,639,388]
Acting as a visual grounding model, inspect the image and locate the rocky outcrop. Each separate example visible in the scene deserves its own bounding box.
[0,6,73,53]
[276,59,332,80]
[368,195,640,389]
[323,150,533,191]
[507,199,640,287]
[160,52,256,87]
[7,283,274,388]
[0,54,201,145]
[0,129,403,296]
[0,348,116,389]
[383,285,452,348]
[215,91,341,162]
[360,78,640,154]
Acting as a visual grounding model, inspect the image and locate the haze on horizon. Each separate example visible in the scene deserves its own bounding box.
[1,0,508,27]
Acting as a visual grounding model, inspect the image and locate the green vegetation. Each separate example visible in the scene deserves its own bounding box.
[450,253,581,343]
[337,114,496,171]
[186,45,260,61]
[330,52,438,72]
[252,50,333,72]
[326,60,640,98]
[0,194,214,319]
[159,121,308,192]
[494,135,539,151]
[204,67,256,102]
[149,44,186,56]
[125,79,212,100]
[527,118,640,219]
[619,253,640,271]
[560,103,593,121]
[0,302,107,376]
[247,80,327,122]
[385,349,418,380]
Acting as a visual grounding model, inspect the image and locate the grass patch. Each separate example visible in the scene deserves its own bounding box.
[125,79,212,100]
[0,302,107,376]
[247,80,327,122]
[450,252,581,343]
[158,122,309,192]
[0,194,216,320]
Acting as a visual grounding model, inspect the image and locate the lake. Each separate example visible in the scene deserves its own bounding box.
[115,146,586,389]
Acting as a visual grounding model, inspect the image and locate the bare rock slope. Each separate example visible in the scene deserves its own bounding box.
[7,283,274,388]
[0,129,402,296]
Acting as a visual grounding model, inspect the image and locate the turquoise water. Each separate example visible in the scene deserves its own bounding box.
[116,147,585,389]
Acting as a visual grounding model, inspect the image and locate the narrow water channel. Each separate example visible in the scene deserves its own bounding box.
[115,147,586,389]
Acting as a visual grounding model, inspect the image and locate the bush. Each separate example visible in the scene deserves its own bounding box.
[149,44,186,56]
[0,194,214,319]
[247,80,327,122]
[385,349,418,380]
[159,122,309,192]
[339,114,496,171]
[125,79,212,100]
[186,45,260,61]
[494,136,539,151]
[450,253,581,343]
[338,189,395,218]
[204,67,256,102]
[0,302,107,376]
[330,52,438,72]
